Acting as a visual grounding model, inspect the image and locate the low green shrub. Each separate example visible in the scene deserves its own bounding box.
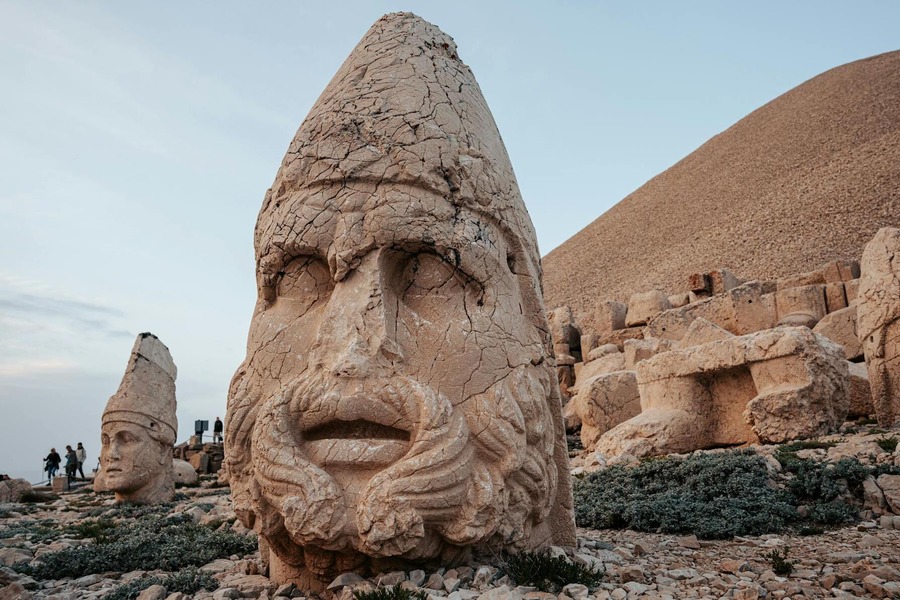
[875,436,898,453]
[354,586,428,600]
[574,451,797,539]
[502,549,604,592]
[763,547,793,576]
[105,566,218,600]
[15,514,256,579]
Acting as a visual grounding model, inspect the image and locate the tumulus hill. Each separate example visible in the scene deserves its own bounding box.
[542,50,900,330]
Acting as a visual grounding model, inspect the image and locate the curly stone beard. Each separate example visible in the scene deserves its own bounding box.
[224,364,557,575]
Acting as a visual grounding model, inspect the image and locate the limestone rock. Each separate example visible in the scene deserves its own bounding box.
[172,459,198,485]
[188,452,209,474]
[594,300,627,334]
[597,326,849,458]
[824,282,848,313]
[775,284,827,327]
[847,361,874,419]
[573,371,641,449]
[596,327,644,351]
[623,338,674,370]
[813,304,862,360]
[646,281,776,341]
[222,12,575,588]
[858,227,900,426]
[95,333,176,504]
[0,479,32,503]
[676,317,734,349]
[824,259,861,283]
[877,475,900,514]
[626,291,671,327]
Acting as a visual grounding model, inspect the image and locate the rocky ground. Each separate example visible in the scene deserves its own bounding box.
[2,425,899,600]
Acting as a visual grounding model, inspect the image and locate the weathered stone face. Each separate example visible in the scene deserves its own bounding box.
[95,333,177,504]
[224,12,574,585]
[858,227,900,426]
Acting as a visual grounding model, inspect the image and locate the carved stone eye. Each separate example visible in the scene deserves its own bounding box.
[272,257,334,314]
[401,253,464,306]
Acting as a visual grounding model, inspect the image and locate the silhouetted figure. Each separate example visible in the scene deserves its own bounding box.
[44,448,61,481]
[64,445,78,485]
[76,442,86,479]
[213,417,223,443]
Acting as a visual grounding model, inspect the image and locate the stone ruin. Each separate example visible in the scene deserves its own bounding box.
[556,237,900,460]
[221,12,575,589]
[858,227,900,428]
[94,332,177,504]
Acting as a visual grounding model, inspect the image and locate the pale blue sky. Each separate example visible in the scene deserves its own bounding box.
[1,1,898,481]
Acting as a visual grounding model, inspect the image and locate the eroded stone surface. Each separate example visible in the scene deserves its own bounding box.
[813,304,862,360]
[94,333,177,504]
[858,227,900,426]
[222,12,574,587]
[596,327,849,458]
[573,371,641,449]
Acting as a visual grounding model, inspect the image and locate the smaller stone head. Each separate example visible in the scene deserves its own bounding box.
[96,333,178,504]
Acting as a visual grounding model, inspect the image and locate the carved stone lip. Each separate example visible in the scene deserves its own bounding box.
[301,417,413,468]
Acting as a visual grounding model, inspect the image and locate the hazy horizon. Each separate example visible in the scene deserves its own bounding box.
[2,1,899,482]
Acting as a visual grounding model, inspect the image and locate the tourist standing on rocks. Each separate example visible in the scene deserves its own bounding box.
[213,417,223,443]
[43,448,61,481]
[75,442,86,479]
[64,445,78,485]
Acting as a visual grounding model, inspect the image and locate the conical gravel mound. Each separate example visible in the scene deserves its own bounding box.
[543,50,900,329]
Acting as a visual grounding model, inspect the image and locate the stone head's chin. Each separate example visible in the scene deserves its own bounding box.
[226,364,556,576]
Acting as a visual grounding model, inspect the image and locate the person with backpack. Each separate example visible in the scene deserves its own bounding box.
[44,448,61,481]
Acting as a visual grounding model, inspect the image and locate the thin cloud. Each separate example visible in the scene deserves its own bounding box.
[0,274,129,340]
[0,358,77,378]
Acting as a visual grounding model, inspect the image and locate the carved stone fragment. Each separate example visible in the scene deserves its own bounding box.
[222,12,574,587]
[95,333,177,504]
[858,227,900,426]
[596,327,849,458]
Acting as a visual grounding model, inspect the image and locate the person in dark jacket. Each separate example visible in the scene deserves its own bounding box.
[213,417,223,443]
[44,448,61,481]
[64,445,78,485]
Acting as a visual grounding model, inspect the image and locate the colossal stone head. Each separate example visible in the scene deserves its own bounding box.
[224,12,575,583]
[96,333,177,504]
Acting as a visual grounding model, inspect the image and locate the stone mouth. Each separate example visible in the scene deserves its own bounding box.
[301,419,412,468]
[304,419,410,442]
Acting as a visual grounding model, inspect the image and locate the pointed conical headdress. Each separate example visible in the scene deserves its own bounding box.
[254,12,548,340]
[102,332,178,445]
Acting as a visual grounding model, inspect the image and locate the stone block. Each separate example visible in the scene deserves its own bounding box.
[573,371,641,449]
[824,259,861,283]
[824,282,848,313]
[709,269,742,295]
[594,300,627,334]
[688,273,711,295]
[626,291,671,327]
[189,451,210,474]
[624,338,675,370]
[676,317,735,349]
[847,361,874,419]
[597,326,849,458]
[845,278,860,304]
[667,292,690,309]
[646,281,776,341]
[596,326,644,351]
[777,269,825,290]
[775,284,827,327]
[812,304,862,360]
